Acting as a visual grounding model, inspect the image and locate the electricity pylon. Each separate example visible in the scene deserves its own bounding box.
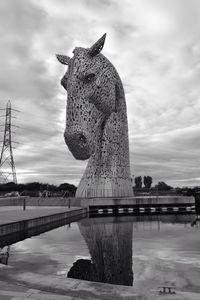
[0,101,19,184]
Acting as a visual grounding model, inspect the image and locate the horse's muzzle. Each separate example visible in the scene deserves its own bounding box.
[64,130,93,160]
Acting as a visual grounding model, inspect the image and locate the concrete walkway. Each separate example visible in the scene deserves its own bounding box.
[0,206,83,225]
[0,281,85,300]
[0,278,200,300]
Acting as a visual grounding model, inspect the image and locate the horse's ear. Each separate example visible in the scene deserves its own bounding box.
[56,54,70,65]
[88,33,106,57]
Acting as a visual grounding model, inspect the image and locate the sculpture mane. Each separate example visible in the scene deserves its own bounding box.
[57,34,133,198]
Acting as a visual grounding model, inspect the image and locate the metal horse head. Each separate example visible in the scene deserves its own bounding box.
[57,34,133,198]
[57,34,120,159]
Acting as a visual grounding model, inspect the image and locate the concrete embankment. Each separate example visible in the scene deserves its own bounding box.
[0,195,195,208]
[0,196,81,207]
[82,195,194,206]
[82,195,195,216]
[0,195,195,217]
[0,206,87,247]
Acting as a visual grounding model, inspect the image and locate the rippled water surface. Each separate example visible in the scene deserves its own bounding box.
[6,214,200,292]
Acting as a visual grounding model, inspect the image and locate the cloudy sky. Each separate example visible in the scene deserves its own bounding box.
[1,0,200,187]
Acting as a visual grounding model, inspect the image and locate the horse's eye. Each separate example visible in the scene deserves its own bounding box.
[84,73,95,83]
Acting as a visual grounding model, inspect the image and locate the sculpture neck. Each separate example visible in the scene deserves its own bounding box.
[76,80,133,198]
[95,110,130,172]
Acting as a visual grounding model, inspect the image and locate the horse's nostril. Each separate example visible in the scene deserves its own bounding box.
[79,134,87,144]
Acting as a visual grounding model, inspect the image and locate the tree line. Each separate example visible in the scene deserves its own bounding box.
[0,181,77,197]
[134,176,173,191]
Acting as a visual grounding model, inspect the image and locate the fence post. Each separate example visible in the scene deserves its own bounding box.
[23,197,26,211]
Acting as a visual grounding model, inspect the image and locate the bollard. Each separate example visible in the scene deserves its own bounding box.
[23,198,26,211]
[195,192,200,216]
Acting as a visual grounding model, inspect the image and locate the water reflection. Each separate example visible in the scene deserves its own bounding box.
[0,245,10,265]
[2,213,198,290]
[68,216,133,285]
[68,214,196,286]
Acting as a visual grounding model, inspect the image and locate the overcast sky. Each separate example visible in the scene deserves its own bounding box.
[1,0,200,187]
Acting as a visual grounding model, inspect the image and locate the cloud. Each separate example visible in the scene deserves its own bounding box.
[1,0,200,186]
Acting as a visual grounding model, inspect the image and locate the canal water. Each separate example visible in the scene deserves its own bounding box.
[2,214,200,292]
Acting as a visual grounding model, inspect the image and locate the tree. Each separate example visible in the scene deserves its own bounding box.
[58,183,77,196]
[135,176,142,189]
[25,182,41,191]
[155,181,173,191]
[143,176,152,189]
[0,182,17,192]
[0,181,77,196]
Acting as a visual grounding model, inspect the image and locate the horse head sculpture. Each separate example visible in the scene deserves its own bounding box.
[57,34,133,198]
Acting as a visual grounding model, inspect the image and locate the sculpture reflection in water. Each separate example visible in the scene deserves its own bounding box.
[68,217,133,286]
[67,214,196,286]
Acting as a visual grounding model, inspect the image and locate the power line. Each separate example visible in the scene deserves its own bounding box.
[0,108,20,112]
[0,106,64,142]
